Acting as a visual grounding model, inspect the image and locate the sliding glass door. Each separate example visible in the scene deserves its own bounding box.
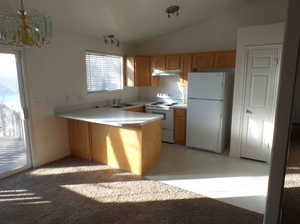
[0,50,31,178]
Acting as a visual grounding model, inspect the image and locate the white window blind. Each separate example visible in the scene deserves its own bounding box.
[85,52,123,92]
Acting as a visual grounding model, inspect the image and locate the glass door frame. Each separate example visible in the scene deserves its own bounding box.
[0,46,33,179]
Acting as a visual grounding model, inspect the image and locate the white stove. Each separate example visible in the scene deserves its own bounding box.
[145,101,179,143]
[145,101,178,110]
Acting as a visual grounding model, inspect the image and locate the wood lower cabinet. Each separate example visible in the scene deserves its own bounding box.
[68,120,92,160]
[68,119,161,175]
[174,108,187,145]
[126,106,145,113]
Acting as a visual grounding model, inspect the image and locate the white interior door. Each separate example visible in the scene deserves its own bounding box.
[241,46,281,162]
[0,50,31,178]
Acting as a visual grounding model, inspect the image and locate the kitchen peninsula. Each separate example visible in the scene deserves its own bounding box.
[60,107,163,175]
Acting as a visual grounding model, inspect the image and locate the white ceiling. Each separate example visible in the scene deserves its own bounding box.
[4,0,286,43]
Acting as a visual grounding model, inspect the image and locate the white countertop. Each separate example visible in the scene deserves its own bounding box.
[59,107,163,127]
[171,103,187,109]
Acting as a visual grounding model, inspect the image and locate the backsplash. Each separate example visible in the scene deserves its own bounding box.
[138,76,187,102]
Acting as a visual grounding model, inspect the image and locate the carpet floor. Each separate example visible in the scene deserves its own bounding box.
[0,158,263,224]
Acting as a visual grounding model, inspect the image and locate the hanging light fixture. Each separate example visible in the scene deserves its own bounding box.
[104,35,120,48]
[166,5,180,18]
[0,0,53,48]
[166,0,181,18]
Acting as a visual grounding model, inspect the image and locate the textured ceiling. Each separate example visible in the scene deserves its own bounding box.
[4,0,287,43]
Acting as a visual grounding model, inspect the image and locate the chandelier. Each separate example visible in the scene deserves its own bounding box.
[0,0,53,47]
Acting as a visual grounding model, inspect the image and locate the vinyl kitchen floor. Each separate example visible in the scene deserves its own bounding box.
[146,144,270,214]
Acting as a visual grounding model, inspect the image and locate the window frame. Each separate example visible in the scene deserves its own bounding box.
[85,50,124,93]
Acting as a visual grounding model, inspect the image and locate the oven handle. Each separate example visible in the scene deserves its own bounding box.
[150,111,166,120]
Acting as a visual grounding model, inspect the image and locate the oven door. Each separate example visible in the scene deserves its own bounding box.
[145,108,174,143]
[145,108,173,130]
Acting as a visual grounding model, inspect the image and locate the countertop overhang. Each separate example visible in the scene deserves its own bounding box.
[59,107,163,127]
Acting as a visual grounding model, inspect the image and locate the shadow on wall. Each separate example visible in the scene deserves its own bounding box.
[0,158,263,224]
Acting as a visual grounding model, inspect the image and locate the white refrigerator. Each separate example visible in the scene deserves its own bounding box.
[186,72,233,153]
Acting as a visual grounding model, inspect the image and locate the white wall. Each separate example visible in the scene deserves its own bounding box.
[130,0,287,107]
[131,0,287,55]
[138,76,187,102]
[229,23,285,158]
[23,32,138,167]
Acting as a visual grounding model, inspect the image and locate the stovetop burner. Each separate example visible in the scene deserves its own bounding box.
[147,101,178,109]
[151,102,165,106]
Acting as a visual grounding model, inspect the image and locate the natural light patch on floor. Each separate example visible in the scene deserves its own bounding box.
[61,180,205,204]
[30,164,111,176]
[0,189,51,205]
[146,144,270,214]
[160,176,269,199]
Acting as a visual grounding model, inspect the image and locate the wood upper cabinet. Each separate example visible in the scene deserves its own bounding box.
[166,55,181,70]
[151,55,165,71]
[125,56,159,87]
[135,56,151,86]
[192,52,215,70]
[214,50,236,68]
[125,50,236,87]
[150,56,163,87]
[174,108,187,145]
[125,56,135,87]
[180,54,192,86]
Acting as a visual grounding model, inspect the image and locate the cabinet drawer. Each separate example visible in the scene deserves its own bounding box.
[175,109,186,117]
[126,106,145,113]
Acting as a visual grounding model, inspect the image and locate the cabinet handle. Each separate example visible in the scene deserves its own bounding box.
[246,109,253,114]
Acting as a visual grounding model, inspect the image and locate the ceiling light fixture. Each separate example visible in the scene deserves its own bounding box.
[0,0,53,48]
[104,35,120,48]
[166,5,180,18]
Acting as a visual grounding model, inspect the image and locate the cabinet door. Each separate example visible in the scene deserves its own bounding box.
[151,76,160,86]
[180,54,192,86]
[151,55,165,72]
[135,56,151,86]
[174,109,187,145]
[126,106,145,113]
[214,50,236,68]
[68,120,92,160]
[192,52,215,70]
[125,56,135,87]
[166,55,181,70]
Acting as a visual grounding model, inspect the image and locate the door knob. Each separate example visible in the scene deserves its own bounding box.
[246,109,253,114]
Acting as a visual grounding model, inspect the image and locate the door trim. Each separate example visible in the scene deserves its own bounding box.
[0,46,33,178]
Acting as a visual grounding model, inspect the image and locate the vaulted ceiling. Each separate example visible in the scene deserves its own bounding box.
[3,0,287,44]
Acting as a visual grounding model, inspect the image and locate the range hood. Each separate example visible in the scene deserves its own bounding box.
[152,69,181,76]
